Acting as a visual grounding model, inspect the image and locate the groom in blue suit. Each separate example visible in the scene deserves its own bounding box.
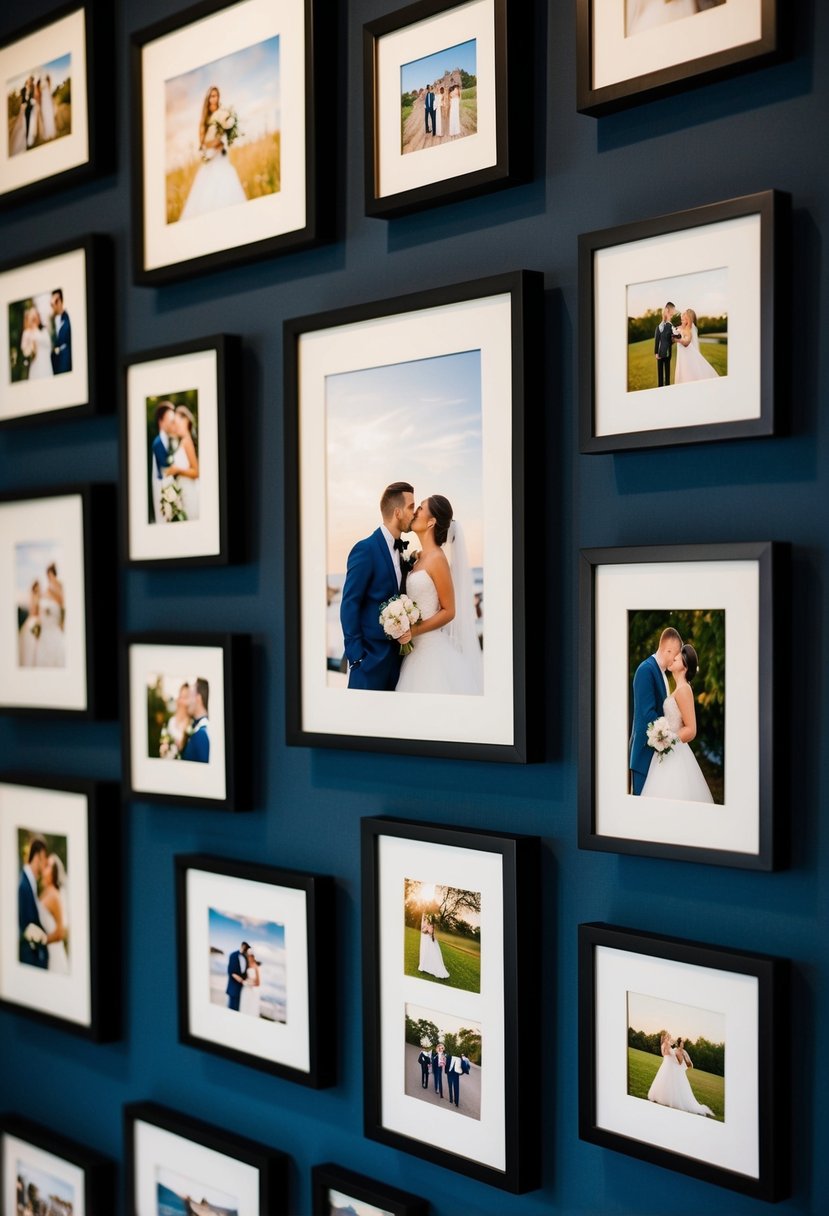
[340,481,415,691]
[424,85,436,135]
[18,836,49,968]
[50,289,72,375]
[226,940,250,1011]
[629,627,682,795]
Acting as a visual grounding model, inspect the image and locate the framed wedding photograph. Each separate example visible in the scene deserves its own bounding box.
[579,542,784,869]
[576,0,782,116]
[122,334,241,567]
[1,1113,115,1215]
[0,234,112,428]
[0,1,113,209]
[124,1101,290,1216]
[363,0,531,218]
[124,633,251,811]
[175,853,336,1086]
[284,269,542,763]
[0,484,116,718]
[131,0,332,285]
[361,816,540,1193]
[312,1163,428,1216]
[579,191,788,453]
[579,923,788,1201]
[0,773,120,1040]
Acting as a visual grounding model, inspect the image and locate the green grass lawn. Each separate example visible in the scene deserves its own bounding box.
[627,1046,725,1122]
[404,924,481,993]
[627,337,728,392]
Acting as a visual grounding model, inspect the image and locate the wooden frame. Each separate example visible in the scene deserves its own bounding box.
[361,815,540,1193]
[1,1113,115,1215]
[312,1163,428,1216]
[579,922,789,1202]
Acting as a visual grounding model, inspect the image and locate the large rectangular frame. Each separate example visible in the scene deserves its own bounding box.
[576,0,782,117]
[284,269,542,763]
[361,815,540,1193]
[579,191,788,453]
[579,542,784,869]
[0,773,121,1040]
[1,1113,115,1215]
[579,922,788,1202]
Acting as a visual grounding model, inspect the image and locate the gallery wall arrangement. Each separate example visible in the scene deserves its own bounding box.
[1,0,826,1214]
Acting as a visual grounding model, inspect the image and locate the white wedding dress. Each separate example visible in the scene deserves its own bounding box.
[21,327,53,380]
[172,443,199,520]
[180,147,246,221]
[448,93,461,136]
[239,974,261,1018]
[640,693,713,803]
[34,596,65,667]
[648,1046,714,1116]
[40,84,56,140]
[675,325,719,384]
[418,930,450,979]
[39,898,69,975]
[396,567,482,695]
[18,613,39,666]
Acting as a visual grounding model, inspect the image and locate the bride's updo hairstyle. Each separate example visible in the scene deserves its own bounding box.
[685,308,698,329]
[680,644,699,682]
[427,495,453,546]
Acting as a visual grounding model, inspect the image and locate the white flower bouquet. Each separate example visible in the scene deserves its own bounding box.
[23,922,48,948]
[206,106,242,157]
[646,716,679,762]
[159,480,187,523]
[379,593,422,656]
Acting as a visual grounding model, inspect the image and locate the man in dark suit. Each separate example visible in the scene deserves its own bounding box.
[417,1047,431,1088]
[340,481,415,691]
[50,289,72,375]
[226,940,250,1010]
[445,1051,464,1108]
[629,626,682,795]
[424,85,436,135]
[431,1042,445,1097]
[653,301,677,387]
[181,678,210,762]
[150,401,178,523]
[18,836,49,968]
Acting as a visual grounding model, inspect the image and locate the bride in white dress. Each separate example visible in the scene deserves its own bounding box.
[39,75,56,141]
[396,495,483,696]
[641,643,713,803]
[171,405,200,520]
[19,307,54,380]
[448,84,461,137]
[180,85,246,222]
[418,913,450,980]
[675,308,719,384]
[239,952,261,1018]
[648,1031,714,1116]
[38,853,69,974]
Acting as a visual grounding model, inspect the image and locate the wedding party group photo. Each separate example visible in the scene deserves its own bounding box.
[7,52,71,159]
[400,39,477,156]
[403,877,481,993]
[626,989,726,1123]
[15,540,66,669]
[626,266,728,392]
[404,1003,481,1121]
[8,284,72,384]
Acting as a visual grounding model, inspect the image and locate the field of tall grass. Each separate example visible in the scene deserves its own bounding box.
[165,131,281,225]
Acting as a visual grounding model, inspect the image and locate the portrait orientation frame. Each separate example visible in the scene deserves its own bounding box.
[1,1113,115,1216]
[0,234,113,429]
[0,773,121,1041]
[579,923,789,1202]
[363,0,531,219]
[121,334,243,567]
[0,1,114,210]
[576,0,782,117]
[124,1101,290,1216]
[579,191,789,454]
[361,816,541,1194]
[579,542,785,870]
[312,1162,429,1216]
[175,853,336,1087]
[131,0,334,286]
[284,269,542,764]
[123,632,252,812]
[0,483,117,719]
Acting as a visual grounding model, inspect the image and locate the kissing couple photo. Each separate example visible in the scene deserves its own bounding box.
[336,482,483,696]
[16,545,65,669]
[629,616,725,804]
[148,395,200,525]
[209,907,287,1025]
[146,676,210,763]
[17,830,69,974]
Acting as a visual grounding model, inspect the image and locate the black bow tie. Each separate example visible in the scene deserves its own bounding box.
[393,538,406,551]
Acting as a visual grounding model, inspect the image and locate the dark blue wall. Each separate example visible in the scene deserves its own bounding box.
[1,1,826,1213]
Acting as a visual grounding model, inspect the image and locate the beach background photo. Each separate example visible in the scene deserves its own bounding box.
[207,905,287,1023]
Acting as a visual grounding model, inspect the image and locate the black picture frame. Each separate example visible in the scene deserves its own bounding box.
[579,191,789,453]
[123,632,252,811]
[130,0,334,286]
[578,922,789,1202]
[576,0,782,117]
[0,483,117,718]
[578,541,785,869]
[312,1162,429,1216]
[284,269,542,763]
[121,333,243,568]
[0,1,114,210]
[363,0,531,219]
[124,1101,290,1216]
[1,1113,115,1215]
[175,852,336,1087]
[0,773,121,1041]
[361,815,540,1193]
[0,233,113,429]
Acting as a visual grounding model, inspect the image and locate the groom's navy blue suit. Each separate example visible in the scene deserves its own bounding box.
[51,312,72,375]
[226,949,246,1010]
[18,868,48,968]
[629,655,668,795]
[340,528,401,691]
